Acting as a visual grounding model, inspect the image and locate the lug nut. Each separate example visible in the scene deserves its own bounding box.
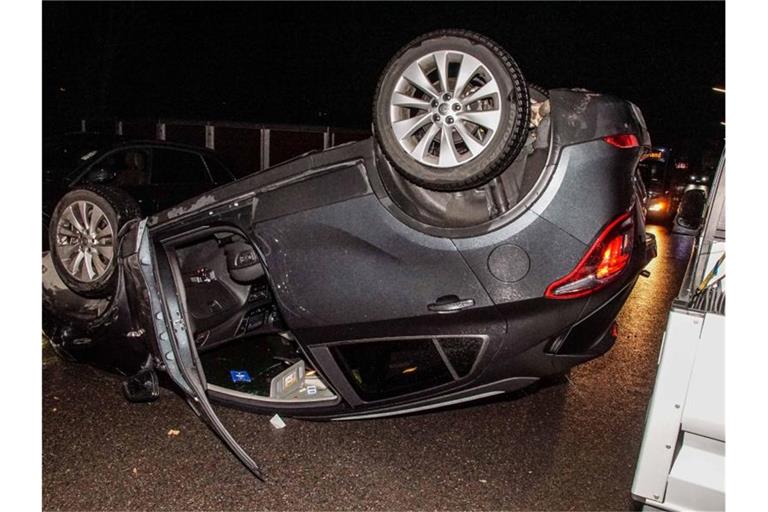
[452,103,461,111]
[431,99,439,108]
[442,93,452,101]
[446,116,455,125]
[433,114,441,122]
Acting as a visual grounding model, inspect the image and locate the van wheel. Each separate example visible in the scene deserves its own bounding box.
[373,29,530,191]
[48,185,140,298]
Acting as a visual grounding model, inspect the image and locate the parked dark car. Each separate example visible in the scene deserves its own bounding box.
[42,133,236,248]
[43,30,656,479]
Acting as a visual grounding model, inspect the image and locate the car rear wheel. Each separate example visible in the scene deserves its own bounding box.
[48,185,141,298]
[373,29,530,191]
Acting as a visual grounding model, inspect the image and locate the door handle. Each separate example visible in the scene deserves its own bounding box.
[428,295,475,313]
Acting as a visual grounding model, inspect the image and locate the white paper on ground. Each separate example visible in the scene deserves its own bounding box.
[270,414,286,429]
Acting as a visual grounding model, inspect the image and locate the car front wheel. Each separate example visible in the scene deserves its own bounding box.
[48,185,140,298]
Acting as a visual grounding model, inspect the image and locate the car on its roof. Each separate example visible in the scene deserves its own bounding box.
[43,29,657,480]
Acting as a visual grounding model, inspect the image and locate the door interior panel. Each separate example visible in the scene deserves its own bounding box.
[166,229,337,402]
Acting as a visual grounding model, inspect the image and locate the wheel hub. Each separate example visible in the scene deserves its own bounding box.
[389,49,503,168]
[432,100,461,125]
[54,199,114,283]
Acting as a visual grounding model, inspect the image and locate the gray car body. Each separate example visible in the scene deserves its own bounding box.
[43,88,654,476]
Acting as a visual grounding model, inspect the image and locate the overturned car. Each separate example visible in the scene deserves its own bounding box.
[43,30,656,478]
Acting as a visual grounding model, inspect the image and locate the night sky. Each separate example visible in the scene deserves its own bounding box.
[44,1,724,161]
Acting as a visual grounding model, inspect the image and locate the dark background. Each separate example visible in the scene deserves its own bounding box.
[43,1,725,170]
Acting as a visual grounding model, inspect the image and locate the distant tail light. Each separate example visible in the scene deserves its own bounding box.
[603,134,640,149]
[545,212,635,299]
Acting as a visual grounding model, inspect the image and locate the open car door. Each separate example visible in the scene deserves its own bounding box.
[134,219,265,480]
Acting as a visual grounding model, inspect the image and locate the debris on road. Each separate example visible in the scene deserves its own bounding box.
[269,414,286,429]
[167,429,180,437]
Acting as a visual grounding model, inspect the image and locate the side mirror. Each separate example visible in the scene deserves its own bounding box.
[86,167,116,184]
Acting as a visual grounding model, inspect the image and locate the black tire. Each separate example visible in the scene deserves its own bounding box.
[373,29,530,191]
[48,185,140,298]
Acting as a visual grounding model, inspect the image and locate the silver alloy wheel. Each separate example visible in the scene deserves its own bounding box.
[54,200,115,283]
[389,50,503,168]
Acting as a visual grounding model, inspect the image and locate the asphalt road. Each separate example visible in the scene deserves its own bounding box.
[43,225,692,511]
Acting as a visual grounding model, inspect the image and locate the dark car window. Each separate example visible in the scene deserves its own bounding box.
[204,155,235,184]
[152,149,211,184]
[84,148,150,187]
[43,133,120,182]
[332,338,455,401]
[44,142,99,175]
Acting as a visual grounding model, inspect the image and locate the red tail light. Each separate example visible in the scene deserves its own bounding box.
[603,134,639,149]
[545,212,635,299]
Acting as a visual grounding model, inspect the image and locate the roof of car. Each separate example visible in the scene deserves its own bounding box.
[111,139,221,156]
[45,131,221,157]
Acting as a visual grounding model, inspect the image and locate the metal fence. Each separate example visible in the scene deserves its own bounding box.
[78,118,369,177]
